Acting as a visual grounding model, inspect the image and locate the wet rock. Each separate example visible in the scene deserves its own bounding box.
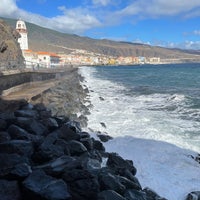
[42,117,59,131]
[93,139,106,152]
[186,191,200,200]
[65,120,82,133]
[0,131,11,142]
[59,123,81,141]
[15,117,48,136]
[143,187,167,200]
[63,168,99,200]
[0,119,7,130]
[0,180,21,200]
[11,163,32,178]
[124,189,147,200]
[80,137,94,150]
[118,175,142,190]
[8,124,31,140]
[0,112,16,125]
[14,109,39,119]
[8,124,44,145]
[81,157,102,171]
[68,140,87,156]
[0,140,34,157]
[107,153,137,176]
[97,133,113,142]
[98,190,126,200]
[23,169,71,200]
[0,153,29,178]
[100,122,107,128]
[99,172,126,194]
[35,155,77,176]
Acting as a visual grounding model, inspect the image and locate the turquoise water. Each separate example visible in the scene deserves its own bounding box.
[80,63,200,152]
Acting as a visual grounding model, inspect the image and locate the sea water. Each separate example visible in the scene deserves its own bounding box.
[79,64,200,200]
[80,63,200,152]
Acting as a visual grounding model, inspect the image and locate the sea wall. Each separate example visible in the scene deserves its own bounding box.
[0,69,71,94]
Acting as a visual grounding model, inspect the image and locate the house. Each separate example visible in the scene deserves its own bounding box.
[37,52,60,68]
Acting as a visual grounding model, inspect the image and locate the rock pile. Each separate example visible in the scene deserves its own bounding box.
[0,102,168,200]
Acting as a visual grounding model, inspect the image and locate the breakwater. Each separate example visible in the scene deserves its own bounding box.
[0,67,199,200]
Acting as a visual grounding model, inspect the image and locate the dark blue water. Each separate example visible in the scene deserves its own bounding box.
[80,63,200,152]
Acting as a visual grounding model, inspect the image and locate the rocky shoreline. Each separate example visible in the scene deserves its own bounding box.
[0,67,199,200]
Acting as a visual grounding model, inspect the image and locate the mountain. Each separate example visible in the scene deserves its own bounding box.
[1,17,200,61]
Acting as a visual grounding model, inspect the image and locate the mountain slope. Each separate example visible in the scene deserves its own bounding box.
[2,17,200,60]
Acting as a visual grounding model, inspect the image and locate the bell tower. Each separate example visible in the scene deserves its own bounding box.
[16,19,28,50]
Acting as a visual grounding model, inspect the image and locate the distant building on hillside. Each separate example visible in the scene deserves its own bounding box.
[16,19,28,50]
[37,52,60,68]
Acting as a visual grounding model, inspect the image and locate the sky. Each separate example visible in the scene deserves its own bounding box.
[0,0,200,49]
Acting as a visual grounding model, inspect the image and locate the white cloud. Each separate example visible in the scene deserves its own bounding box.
[116,0,200,18]
[0,0,101,34]
[92,0,111,6]
[0,0,18,16]
[193,30,200,35]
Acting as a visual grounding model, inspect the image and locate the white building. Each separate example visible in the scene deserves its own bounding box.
[16,19,28,50]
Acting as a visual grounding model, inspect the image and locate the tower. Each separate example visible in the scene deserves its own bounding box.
[16,19,28,50]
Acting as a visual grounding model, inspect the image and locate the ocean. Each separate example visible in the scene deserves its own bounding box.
[79,63,200,200]
[80,63,200,153]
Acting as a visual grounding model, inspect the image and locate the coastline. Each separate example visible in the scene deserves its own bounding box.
[0,66,199,200]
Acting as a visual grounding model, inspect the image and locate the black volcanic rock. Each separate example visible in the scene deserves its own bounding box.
[22,169,71,200]
[0,179,21,200]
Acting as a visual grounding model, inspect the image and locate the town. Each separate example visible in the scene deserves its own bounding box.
[17,19,161,68]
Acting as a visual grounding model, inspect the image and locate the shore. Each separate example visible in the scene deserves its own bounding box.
[0,67,199,200]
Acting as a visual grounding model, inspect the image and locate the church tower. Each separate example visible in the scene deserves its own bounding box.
[16,19,28,50]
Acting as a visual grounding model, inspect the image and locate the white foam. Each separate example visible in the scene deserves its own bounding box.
[104,136,200,200]
[79,66,200,153]
[79,66,200,200]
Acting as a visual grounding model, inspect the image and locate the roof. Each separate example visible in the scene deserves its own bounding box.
[37,51,60,57]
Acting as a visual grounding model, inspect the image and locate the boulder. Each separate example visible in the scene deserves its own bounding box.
[8,124,44,145]
[97,133,113,142]
[58,123,81,141]
[0,112,16,125]
[0,140,34,157]
[35,155,78,176]
[42,117,59,131]
[0,153,29,178]
[22,169,71,200]
[11,163,32,178]
[80,137,94,150]
[63,168,99,200]
[67,140,87,156]
[0,180,21,200]
[93,139,105,152]
[143,187,167,200]
[186,191,200,200]
[98,190,126,200]
[117,175,142,190]
[15,117,48,136]
[0,119,7,130]
[99,172,125,194]
[14,109,39,119]
[124,189,147,200]
[0,131,11,142]
[107,153,137,176]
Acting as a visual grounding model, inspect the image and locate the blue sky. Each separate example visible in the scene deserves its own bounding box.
[1,0,200,49]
